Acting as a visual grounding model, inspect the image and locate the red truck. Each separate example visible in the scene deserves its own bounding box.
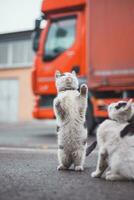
[32,0,134,134]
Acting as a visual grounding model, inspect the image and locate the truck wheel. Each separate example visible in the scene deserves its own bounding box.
[86,100,96,136]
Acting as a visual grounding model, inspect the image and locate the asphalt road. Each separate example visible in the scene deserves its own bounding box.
[0,120,57,149]
[0,120,133,200]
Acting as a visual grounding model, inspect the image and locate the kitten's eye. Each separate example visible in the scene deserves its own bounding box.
[56,74,65,79]
[60,73,66,77]
[115,102,127,110]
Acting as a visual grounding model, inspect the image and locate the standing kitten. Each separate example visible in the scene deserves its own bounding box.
[53,70,88,171]
[91,99,134,181]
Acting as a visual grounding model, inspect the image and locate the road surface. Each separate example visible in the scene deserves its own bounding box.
[0,120,133,200]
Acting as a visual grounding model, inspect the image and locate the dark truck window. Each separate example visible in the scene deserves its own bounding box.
[91,90,134,99]
[43,16,76,61]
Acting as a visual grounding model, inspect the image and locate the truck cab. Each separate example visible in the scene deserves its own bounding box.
[32,0,87,118]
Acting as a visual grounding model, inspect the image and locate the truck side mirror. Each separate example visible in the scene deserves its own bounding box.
[32,30,41,52]
[35,19,41,30]
[32,17,44,52]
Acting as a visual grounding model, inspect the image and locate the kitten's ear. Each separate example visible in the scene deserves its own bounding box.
[72,70,76,76]
[125,99,133,110]
[55,70,61,78]
[127,99,133,107]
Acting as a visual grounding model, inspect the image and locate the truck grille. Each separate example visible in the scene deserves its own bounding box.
[39,95,55,108]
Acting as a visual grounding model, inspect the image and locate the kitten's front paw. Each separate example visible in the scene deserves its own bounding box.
[91,171,101,178]
[105,171,111,177]
[57,165,67,171]
[105,174,114,181]
[75,166,84,172]
[105,174,122,181]
[80,84,88,96]
[55,101,61,109]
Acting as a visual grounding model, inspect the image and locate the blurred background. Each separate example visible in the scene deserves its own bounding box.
[0,1,133,199]
[0,0,134,132]
[0,0,42,122]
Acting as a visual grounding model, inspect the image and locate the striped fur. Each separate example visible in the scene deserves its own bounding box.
[54,71,88,171]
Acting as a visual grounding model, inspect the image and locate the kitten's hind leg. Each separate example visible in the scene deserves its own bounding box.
[57,164,68,170]
[91,148,108,178]
[57,149,72,170]
[73,149,86,172]
[105,172,124,181]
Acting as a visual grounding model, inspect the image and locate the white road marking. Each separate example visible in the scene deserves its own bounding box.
[0,147,57,153]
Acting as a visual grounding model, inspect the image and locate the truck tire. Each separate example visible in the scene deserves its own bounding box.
[86,99,96,136]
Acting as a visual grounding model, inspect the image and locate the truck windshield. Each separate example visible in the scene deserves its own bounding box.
[43,16,76,61]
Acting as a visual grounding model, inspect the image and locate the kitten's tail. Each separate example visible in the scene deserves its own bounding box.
[86,140,97,156]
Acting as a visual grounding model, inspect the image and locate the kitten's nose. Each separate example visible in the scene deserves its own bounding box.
[66,77,72,82]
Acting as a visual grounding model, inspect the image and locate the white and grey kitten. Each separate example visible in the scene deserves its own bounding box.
[91,99,134,181]
[53,70,88,171]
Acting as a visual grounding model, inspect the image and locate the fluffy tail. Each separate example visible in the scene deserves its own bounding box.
[86,140,97,156]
